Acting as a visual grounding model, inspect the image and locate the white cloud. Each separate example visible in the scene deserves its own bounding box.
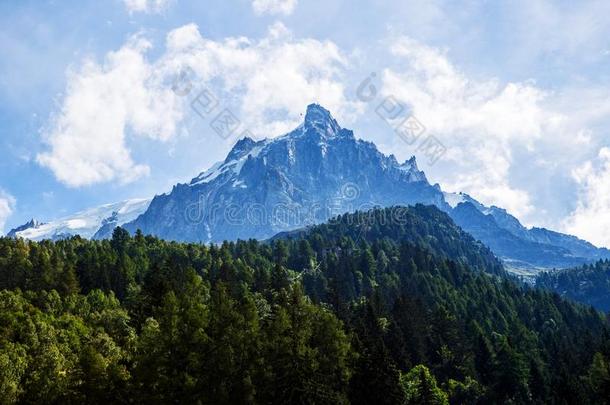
[39,23,352,187]
[38,36,183,187]
[123,0,173,14]
[252,0,297,16]
[160,22,354,136]
[160,22,353,136]
[0,191,16,235]
[564,148,610,248]
[501,0,610,67]
[379,36,578,220]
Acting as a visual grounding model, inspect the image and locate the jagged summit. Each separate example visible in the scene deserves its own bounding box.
[7,219,44,237]
[405,156,417,166]
[128,103,439,243]
[400,156,419,171]
[304,103,334,124]
[189,104,419,188]
[225,136,260,162]
[303,103,341,135]
[23,218,42,228]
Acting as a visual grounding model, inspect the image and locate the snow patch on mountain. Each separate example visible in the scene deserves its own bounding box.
[190,140,269,187]
[10,199,151,241]
[443,192,466,208]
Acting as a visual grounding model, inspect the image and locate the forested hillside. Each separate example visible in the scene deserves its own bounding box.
[537,260,610,311]
[1,206,610,403]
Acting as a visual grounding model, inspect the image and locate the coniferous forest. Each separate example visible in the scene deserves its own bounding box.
[537,260,610,312]
[1,206,610,404]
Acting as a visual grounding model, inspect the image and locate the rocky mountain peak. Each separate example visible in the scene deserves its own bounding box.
[303,103,341,135]
[120,104,610,272]
[225,136,259,162]
[401,156,418,170]
[7,219,43,237]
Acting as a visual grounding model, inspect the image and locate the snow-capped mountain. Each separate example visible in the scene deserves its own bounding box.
[11,104,609,273]
[6,219,45,238]
[125,104,445,242]
[443,191,610,274]
[123,104,610,272]
[7,199,151,241]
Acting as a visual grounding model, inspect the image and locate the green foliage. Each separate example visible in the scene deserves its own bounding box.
[446,377,484,404]
[536,259,610,311]
[589,352,610,404]
[0,206,608,403]
[400,365,448,405]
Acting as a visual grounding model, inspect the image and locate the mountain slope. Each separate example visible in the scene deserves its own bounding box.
[536,260,610,311]
[274,204,505,276]
[6,219,45,238]
[125,104,609,272]
[450,201,585,273]
[8,199,151,241]
[443,192,610,272]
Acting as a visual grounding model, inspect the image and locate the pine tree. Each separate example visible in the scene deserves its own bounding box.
[400,365,448,405]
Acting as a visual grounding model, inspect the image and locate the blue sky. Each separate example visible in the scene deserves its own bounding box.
[2,0,610,247]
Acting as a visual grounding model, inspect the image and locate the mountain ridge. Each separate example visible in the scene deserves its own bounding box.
[7,198,151,241]
[124,104,445,242]
[8,104,610,274]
